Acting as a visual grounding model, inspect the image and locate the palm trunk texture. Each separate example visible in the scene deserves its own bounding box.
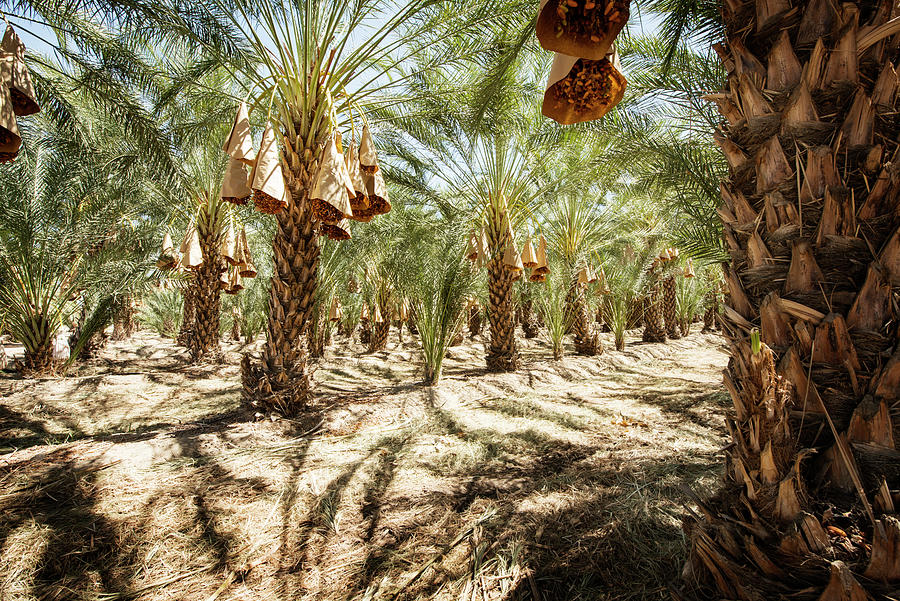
[682,2,900,598]
[486,253,518,371]
[662,275,681,340]
[241,144,320,416]
[641,284,666,343]
[571,279,601,356]
[191,226,224,363]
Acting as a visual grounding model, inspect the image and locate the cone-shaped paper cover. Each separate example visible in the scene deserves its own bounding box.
[221,224,239,265]
[322,218,352,241]
[361,303,370,321]
[250,123,289,214]
[238,229,257,278]
[0,26,39,116]
[588,266,599,283]
[577,266,590,284]
[535,0,629,61]
[230,228,246,266]
[179,224,194,253]
[668,247,679,260]
[157,232,178,269]
[359,124,379,173]
[329,297,343,321]
[503,237,524,272]
[162,232,174,256]
[219,265,231,290]
[533,235,550,275]
[181,226,203,269]
[542,51,626,125]
[521,237,538,268]
[373,303,384,324]
[221,157,252,204]
[222,101,255,165]
[684,258,695,278]
[0,82,21,163]
[229,265,244,293]
[465,231,478,262]
[311,135,354,222]
[363,167,391,215]
[529,272,546,282]
[344,141,369,214]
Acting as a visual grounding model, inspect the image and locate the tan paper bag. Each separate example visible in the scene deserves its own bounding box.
[542,50,626,125]
[237,229,257,278]
[222,101,255,165]
[533,235,550,275]
[311,134,354,223]
[536,0,629,61]
[0,26,39,116]
[322,218,352,240]
[344,141,370,215]
[180,225,203,270]
[0,82,20,163]
[221,157,252,205]
[250,122,290,214]
[521,237,538,268]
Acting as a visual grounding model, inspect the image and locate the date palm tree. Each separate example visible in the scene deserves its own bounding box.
[629,3,900,597]
[177,0,500,415]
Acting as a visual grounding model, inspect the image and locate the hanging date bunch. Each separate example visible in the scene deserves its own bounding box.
[0,25,40,163]
[542,50,626,124]
[537,0,629,60]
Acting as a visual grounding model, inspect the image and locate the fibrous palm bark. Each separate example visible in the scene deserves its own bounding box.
[702,290,718,333]
[191,202,225,363]
[662,275,681,340]
[570,278,601,355]
[641,283,666,343]
[486,252,518,371]
[241,143,321,416]
[368,313,390,352]
[177,284,195,348]
[518,299,540,338]
[469,304,482,338]
[683,2,900,598]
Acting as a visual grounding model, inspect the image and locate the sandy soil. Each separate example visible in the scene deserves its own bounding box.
[0,328,728,601]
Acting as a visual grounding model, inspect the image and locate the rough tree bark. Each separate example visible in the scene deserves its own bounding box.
[241,138,322,416]
[641,283,666,343]
[682,2,900,599]
[662,275,681,340]
[571,278,601,355]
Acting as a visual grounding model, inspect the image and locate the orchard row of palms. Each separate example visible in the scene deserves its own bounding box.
[7,0,896,599]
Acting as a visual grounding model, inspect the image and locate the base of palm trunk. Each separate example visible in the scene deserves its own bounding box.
[574,332,602,356]
[22,345,53,375]
[368,321,389,352]
[662,276,680,340]
[241,353,310,416]
[486,350,517,372]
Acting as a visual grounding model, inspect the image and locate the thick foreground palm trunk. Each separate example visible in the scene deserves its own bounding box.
[486,255,518,371]
[241,147,320,416]
[683,2,900,598]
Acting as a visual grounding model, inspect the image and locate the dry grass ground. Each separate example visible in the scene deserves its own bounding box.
[0,328,728,601]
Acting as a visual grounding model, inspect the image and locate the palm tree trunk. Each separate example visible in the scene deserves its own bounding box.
[571,278,601,356]
[469,304,482,338]
[191,225,224,362]
[177,284,195,347]
[662,275,680,340]
[359,318,371,345]
[22,317,53,374]
[519,299,540,338]
[641,284,666,343]
[241,145,320,416]
[702,291,718,333]
[684,3,900,598]
[368,315,390,352]
[486,254,517,371]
